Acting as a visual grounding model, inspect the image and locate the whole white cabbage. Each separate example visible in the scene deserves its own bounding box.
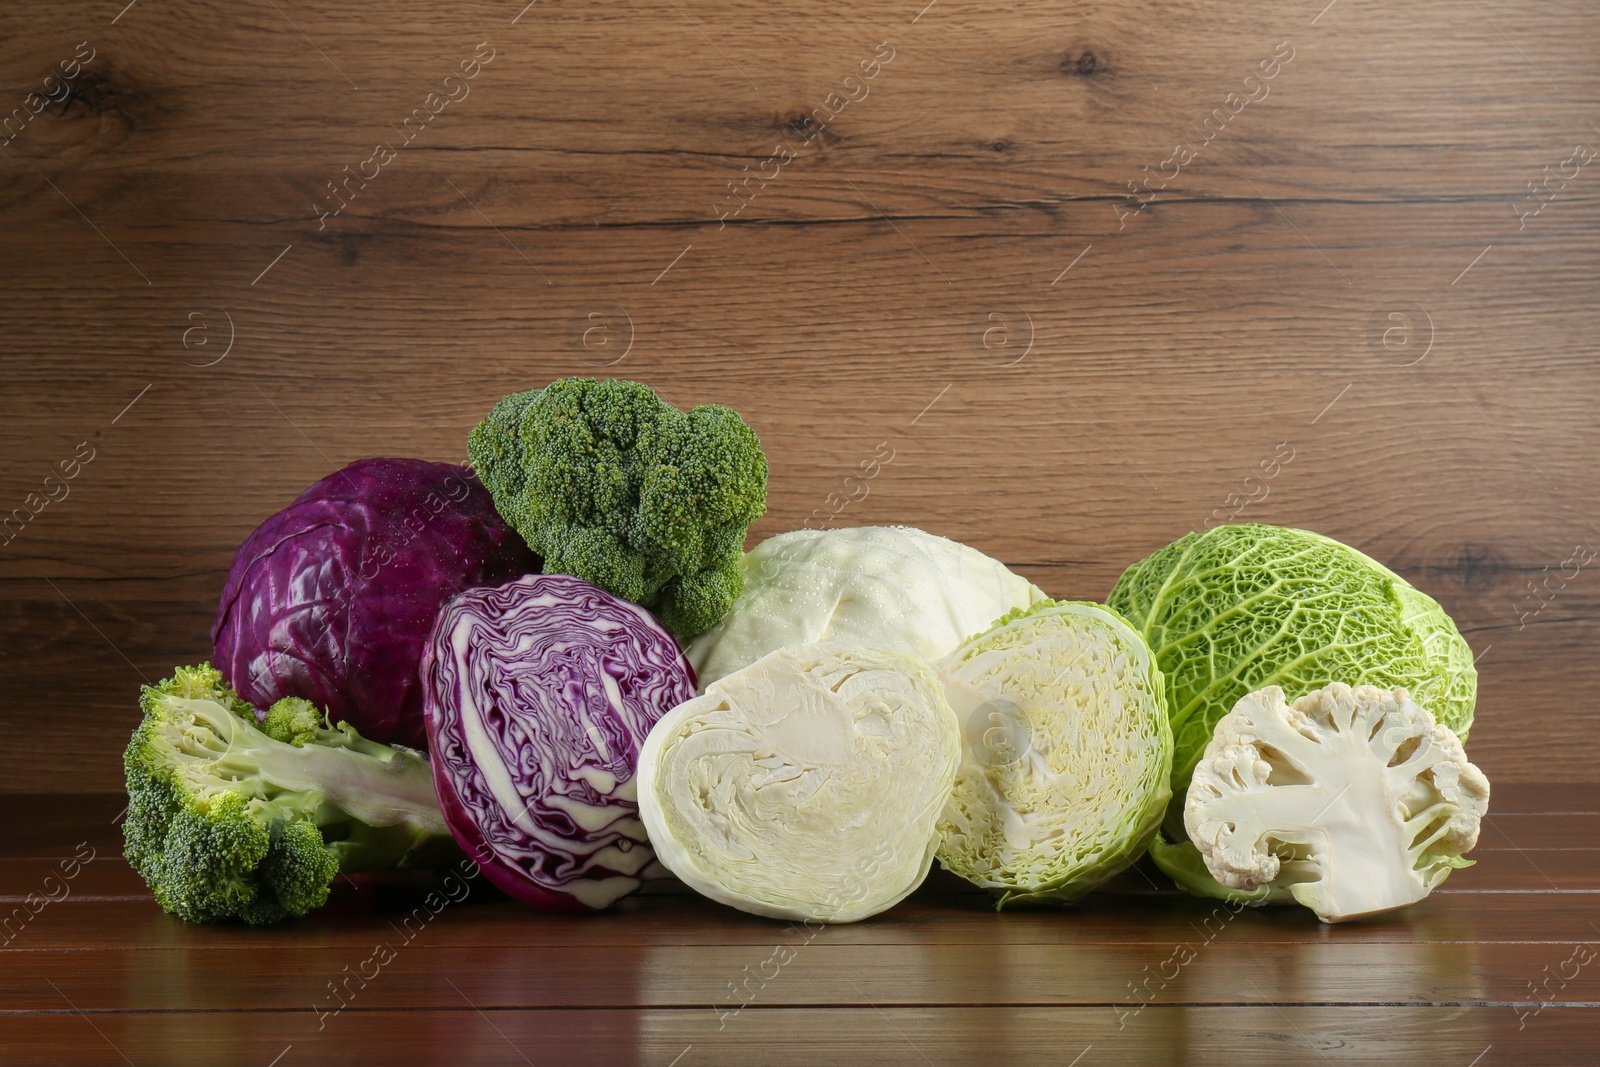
[636,644,961,923]
[686,527,1046,689]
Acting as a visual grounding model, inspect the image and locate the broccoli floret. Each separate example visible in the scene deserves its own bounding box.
[123,665,460,925]
[467,378,768,639]
[261,696,325,748]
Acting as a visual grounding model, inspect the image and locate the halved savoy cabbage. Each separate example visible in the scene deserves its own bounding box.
[935,600,1172,906]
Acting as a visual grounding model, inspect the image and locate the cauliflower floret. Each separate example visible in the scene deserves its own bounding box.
[1185,682,1489,923]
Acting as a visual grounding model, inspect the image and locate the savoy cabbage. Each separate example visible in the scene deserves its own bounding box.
[1107,523,1475,839]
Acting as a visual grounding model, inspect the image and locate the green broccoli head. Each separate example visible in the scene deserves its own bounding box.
[467,378,768,639]
[124,666,456,925]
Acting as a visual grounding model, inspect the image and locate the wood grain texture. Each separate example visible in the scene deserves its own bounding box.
[2,789,1598,1065]
[3,941,1595,1010]
[6,1007,1592,1067]
[0,1,1594,813]
[5,3,1599,1061]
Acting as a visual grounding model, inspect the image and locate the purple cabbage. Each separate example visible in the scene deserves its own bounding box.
[213,458,540,750]
[422,574,696,912]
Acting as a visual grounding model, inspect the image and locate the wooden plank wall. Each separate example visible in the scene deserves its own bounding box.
[0,0,1596,791]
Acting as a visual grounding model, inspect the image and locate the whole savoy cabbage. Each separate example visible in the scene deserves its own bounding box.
[1107,522,1476,839]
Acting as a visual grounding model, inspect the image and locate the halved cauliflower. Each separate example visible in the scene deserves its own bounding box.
[1185,682,1489,923]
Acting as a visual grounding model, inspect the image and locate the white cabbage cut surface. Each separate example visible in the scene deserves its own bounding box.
[636,644,961,923]
[936,601,1172,906]
[685,526,1046,689]
[1185,682,1489,923]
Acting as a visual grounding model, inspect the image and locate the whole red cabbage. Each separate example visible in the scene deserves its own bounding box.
[213,457,539,750]
[422,574,696,912]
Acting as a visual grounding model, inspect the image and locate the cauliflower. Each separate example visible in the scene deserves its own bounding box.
[1185,682,1489,923]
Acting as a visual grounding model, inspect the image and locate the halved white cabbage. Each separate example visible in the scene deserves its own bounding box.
[636,644,961,923]
[685,526,1046,689]
[936,601,1172,906]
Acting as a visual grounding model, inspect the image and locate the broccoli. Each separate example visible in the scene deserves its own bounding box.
[123,665,461,925]
[467,377,768,639]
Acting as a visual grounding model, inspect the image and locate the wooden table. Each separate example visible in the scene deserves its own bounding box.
[3,788,1594,1065]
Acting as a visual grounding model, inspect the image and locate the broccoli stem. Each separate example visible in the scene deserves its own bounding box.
[173,698,457,872]
[323,815,465,872]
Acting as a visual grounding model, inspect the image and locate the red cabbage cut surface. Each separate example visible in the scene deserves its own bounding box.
[422,574,696,912]
[213,458,540,750]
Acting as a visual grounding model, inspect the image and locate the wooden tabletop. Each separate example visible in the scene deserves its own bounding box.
[2,787,1595,1065]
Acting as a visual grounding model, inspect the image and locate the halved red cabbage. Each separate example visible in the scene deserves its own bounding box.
[213,458,539,750]
[422,573,697,911]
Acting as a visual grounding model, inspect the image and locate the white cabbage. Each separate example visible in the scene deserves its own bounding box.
[936,601,1172,906]
[686,526,1046,689]
[636,644,961,923]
